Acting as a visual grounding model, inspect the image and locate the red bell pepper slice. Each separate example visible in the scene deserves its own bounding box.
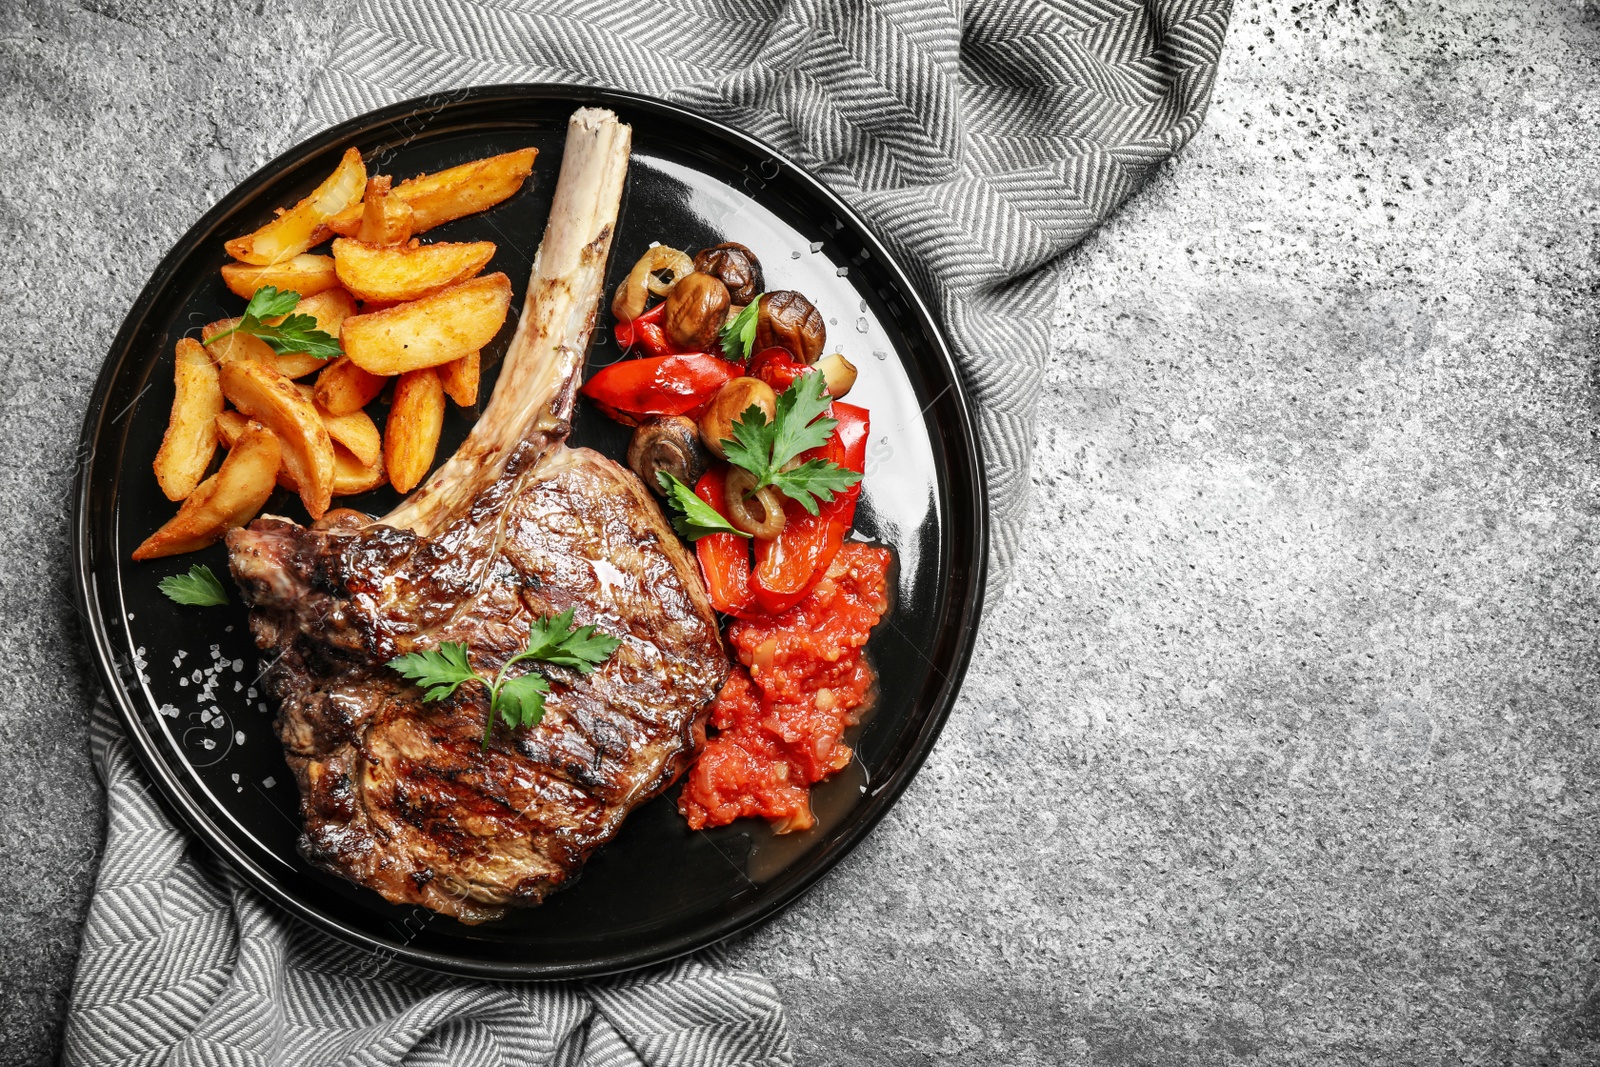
[613,302,677,356]
[747,348,814,392]
[750,403,869,613]
[693,469,758,617]
[581,354,742,425]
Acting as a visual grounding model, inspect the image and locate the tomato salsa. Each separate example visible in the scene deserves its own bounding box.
[680,543,892,833]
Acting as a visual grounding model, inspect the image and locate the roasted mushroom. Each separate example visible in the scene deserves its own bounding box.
[754,290,826,365]
[627,416,709,495]
[699,376,777,458]
[693,242,764,305]
[814,353,857,398]
[663,271,731,351]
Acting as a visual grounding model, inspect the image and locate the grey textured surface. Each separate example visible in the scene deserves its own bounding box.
[3,0,1599,1064]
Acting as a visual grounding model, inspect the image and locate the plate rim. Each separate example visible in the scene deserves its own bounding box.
[72,82,988,979]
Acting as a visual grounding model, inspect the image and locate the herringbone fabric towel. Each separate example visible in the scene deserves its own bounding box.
[66,2,1231,1064]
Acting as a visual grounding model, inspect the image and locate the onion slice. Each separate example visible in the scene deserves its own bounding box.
[612,245,693,321]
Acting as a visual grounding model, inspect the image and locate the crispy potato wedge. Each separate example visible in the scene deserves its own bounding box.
[326,148,537,237]
[132,423,280,560]
[385,367,444,494]
[153,338,223,501]
[220,254,339,300]
[331,238,496,303]
[214,409,248,446]
[333,444,387,496]
[219,410,382,495]
[202,318,275,365]
[293,383,381,467]
[216,410,295,491]
[356,176,415,246]
[285,287,359,374]
[438,350,481,408]
[204,289,357,379]
[314,356,388,416]
[201,318,324,381]
[341,273,512,375]
[219,360,335,519]
[226,147,366,265]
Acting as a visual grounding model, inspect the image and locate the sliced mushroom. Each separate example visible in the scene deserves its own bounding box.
[663,271,731,350]
[693,242,764,305]
[628,415,709,495]
[754,290,826,365]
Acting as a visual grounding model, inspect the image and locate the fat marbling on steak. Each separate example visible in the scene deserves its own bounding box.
[226,109,729,923]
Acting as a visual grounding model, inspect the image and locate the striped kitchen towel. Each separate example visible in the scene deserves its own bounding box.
[65,1,1231,1064]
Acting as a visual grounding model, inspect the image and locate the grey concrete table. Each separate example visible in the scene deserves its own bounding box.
[4,1,1598,1063]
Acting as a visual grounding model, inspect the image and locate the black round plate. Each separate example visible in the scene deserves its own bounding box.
[73,85,986,978]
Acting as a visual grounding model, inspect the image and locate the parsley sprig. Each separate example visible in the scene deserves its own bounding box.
[387,609,621,748]
[656,471,749,541]
[718,298,761,361]
[720,372,861,515]
[158,564,229,606]
[203,285,342,360]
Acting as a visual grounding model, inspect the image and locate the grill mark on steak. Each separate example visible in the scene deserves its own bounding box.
[225,109,729,923]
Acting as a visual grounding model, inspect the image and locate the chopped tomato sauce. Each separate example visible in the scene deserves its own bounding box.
[680,543,893,833]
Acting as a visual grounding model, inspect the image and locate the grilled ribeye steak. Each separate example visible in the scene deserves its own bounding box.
[226,109,729,923]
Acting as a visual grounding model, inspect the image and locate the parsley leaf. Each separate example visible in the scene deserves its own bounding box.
[205,285,343,360]
[768,459,862,515]
[515,608,623,673]
[387,611,620,749]
[718,297,762,361]
[494,673,550,730]
[657,471,750,540]
[158,564,230,607]
[387,641,479,702]
[719,372,862,514]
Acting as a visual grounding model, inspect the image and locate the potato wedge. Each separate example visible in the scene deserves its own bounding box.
[285,287,359,374]
[220,254,339,300]
[219,360,335,519]
[341,273,512,375]
[153,338,223,501]
[293,383,381,467]
[333,444,387,496]
[331,238,496,303]
[202,316,327,381]
[226,147,366,265]
[216,410,296,491]
[214,409,248,446]
[356,176,415,246]
[206,289,357,379]
[438,350,481,408]
[132,423,280,560]
[314,356,387,416]
[385,367,445,494]
[219,409,381,496]
[202,318,275,365]
[326,148,537,237]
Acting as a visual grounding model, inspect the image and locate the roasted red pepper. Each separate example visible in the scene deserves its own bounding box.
[612,302,676,356]
[747,348,812,391]
[694,470,758,617]
[692,404,870,615]
[751,403,870,613]
[580,354,743,425]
